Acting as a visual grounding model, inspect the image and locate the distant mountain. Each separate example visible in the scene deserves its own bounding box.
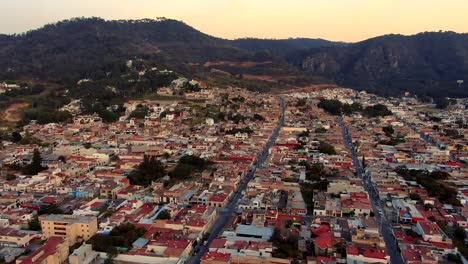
[232,38,346,57]
[0,17,336,86]
[0,17,245,81]
[289,32,468,97]
[0,18,467,98]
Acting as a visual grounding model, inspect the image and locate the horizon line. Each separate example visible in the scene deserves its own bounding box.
[1,16,468,44]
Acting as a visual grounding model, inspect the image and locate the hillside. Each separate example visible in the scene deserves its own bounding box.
[232,38,346,57]
[0,17,243,81]
[289,32,468,98]
[1,18,468,98]
[0,17,335,88]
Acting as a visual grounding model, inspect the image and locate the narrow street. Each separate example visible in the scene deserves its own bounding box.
[398,116,460,163]
[187,97,285,264]
[338,117,405,264]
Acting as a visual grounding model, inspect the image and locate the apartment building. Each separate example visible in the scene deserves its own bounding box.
[39,214,98,245]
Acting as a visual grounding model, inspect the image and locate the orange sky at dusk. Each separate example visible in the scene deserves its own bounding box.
[2,0,468,42]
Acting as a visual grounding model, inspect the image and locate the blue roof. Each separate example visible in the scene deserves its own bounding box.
[132,238,149,248]
[236,224,273,239]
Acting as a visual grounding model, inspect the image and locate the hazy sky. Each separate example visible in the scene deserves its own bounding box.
[2,0,468,42]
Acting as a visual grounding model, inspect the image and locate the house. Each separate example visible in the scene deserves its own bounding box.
[415,221,451,243]
[208,193,229,208]
[68,243,100,264]
[201,252,231,264]
[346,245,389,264]
[16,236,69,264]
[0,228,35,247]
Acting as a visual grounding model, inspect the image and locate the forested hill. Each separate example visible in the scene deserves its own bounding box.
[0,18,467,98]
[0,17,337,85]
[289,32,468,98]
[232,38,347,57]
[0,18,244,81]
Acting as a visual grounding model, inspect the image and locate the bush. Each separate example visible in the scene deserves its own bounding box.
[128,106,148,119]
[156,210,171,220]
[318,141,336,155]
[409,193,421,200]
[382,126,394,136]
[5,174,16,181]
[90,223,146,252]
[128,155,165,187]
[23,108,71,124]
[363,104,392,117]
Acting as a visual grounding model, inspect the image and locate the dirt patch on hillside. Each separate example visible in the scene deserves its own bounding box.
[204,61,272,68]
[1,102,29,123]
[274,84,340,94]
[242,74,279,83]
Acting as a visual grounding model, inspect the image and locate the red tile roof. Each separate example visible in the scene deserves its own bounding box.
[202,252,231,262]
[20,237,66,264]
[210,238,227,249]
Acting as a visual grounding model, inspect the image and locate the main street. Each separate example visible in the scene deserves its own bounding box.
[398,116,461,163]
[338,117,405,264]
[187,97,285,264]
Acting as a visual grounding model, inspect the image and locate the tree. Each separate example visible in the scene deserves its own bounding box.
[318,141,336,155]
[455,144,464,154]
[6,174,16,181]
[382,126,394,136]
[447,253,462,264]
[363,104,392,117]
[128,155,166,187]
[11,132,22,143]
[317,99,344,115]
[156,210,171,220]
[424,203,434,211]
[128,106,149,119]
[22,149,47,175]
[409,193,421,200]
[27,218,41,231]
[353,140,361,152]
[104,247,118,264]
[434,97,450,109]
[58,156,66,163]
[253,113,265,121]
[39,204,65,215]
[83,142,92,149]
[90,223,146,252]
[314,127,327,133]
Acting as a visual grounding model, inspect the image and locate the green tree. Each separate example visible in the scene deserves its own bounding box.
[455,144,464,154]
[104,247,118,264]
[128,155,165,187]
[363,104,392,117]
[22,149,47,175]
[6,174,16,181]
[156,210,171,220]
[27,218,41,231]
[409,193,421,200]
[382,126,394,136]
[434,97,450,109]
[11,132,22,143]
[318,141,336,155]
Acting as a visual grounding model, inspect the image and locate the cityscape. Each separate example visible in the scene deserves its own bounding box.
[0,1,467,264]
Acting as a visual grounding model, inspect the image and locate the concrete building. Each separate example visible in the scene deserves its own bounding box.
[69,243,100,264]
[16,237,69,264]
[40,215,98,245]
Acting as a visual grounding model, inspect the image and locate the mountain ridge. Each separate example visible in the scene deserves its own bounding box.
[0,17,467,98]
[291,31,468,97]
